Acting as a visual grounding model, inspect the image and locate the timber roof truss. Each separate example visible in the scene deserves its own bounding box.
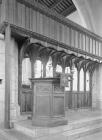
[35,0,76,16]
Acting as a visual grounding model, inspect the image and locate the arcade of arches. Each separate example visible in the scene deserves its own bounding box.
[20,42,97,113]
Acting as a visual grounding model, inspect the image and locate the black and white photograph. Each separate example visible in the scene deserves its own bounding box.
[0,0,102,139]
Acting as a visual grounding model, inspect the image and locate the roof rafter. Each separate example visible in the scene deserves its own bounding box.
[61,4,76,16]
[50,0,63,9]
[39,0,48,8]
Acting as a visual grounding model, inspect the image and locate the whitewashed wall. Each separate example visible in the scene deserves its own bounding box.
[92,64,102,109]
[0,35,5,127]
[0,35,19,127]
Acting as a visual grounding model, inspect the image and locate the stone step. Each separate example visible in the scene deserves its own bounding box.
[14,116,102,139]
[63,122,102,140]
[66,116,102,130]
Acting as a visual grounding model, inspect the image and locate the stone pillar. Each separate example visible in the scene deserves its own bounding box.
[9,38,20,127]
[5,26,19,128]
[92,63,102,109]
[0,35,5,128]
[5,25,11,128]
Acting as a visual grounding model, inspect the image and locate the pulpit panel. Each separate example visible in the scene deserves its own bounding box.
[30,78,67,127]
[53,82,65,116]
[36,96,50,116]
[53,96,64,116]
[34,81,52,117]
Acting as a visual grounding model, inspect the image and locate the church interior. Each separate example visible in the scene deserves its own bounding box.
[0,0,102,139]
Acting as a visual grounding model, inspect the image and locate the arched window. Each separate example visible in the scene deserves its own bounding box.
[72,66,78,91]
[34,60,43,78]
[46,57,53,77]
[65,67,71,91]
[56,64,62,73]
[86,71,90,91]
[65,67,70,73]
[22,58,31,85]
[79,68,84,91]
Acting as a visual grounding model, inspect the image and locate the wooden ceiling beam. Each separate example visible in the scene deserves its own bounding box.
[50,0,63,9]
[38,0,48,8]
[66,0,72,5]
[61,4,76,16]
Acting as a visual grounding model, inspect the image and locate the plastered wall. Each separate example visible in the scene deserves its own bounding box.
[73,0,102,37]
[0,35,5,127]
[92,64,102,109]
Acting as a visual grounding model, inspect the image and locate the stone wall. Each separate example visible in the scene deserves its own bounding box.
[92,63,102,109]
[0,35,19,127]
[0,35,5,127]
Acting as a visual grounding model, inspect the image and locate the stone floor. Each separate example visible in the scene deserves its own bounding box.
[0,108,102,140]
[67,108,102,122]
[0,129,102,140]
[13,108,102,140]
[77,132,102,140]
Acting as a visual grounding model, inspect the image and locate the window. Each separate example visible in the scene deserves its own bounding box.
[79,68,84,91]
[56,64,62,73]
[65,67,71,91]
[86,71,90,91]
[22,58,31,85]
[34,60,43,78]
[65,67,70,73]
[46,57,53,77]
[72,66,78,91]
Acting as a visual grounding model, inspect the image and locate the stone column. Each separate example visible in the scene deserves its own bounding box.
[5,25,11,128]
[92,63,102,109]
[0,35,5,128]
[9,38,19,127]
[5,25,19,128]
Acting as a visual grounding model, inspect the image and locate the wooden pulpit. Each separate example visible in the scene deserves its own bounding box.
[30,78,67,127]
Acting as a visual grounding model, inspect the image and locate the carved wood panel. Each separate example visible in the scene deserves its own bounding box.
[2,0,102,60]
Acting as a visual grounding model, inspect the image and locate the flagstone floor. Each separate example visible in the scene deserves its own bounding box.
[0,108,102,140]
